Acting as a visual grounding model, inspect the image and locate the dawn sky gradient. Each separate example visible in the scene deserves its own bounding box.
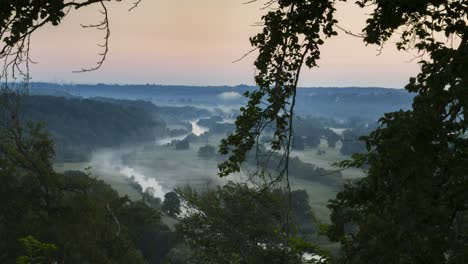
[30,0,420,88]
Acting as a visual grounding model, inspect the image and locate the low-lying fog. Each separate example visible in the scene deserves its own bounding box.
[89,148,167,199]
[53,106,364,223]
[84,120,236,201]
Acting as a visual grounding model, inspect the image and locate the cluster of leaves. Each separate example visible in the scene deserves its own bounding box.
[162,191,181,217]
[0,92,177,263]
[0,0,125,79]
[16,236,58,264]
[218,0,467,262]
[176,182,330,264]
[219,0,340,177]
[327,1,468,263]
[1,0,67,48]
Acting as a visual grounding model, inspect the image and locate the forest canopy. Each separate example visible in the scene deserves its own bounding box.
[0,0,467,263]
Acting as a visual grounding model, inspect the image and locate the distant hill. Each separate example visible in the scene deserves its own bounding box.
[20,95,167,162]
[29,82,415,121]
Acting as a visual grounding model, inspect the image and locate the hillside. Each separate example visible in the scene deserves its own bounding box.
[20,95,167,161]
[29,83,415,121]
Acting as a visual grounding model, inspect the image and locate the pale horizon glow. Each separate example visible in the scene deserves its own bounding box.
[29,1,420,88]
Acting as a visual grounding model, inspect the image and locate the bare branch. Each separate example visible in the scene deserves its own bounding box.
[73,1,110,73]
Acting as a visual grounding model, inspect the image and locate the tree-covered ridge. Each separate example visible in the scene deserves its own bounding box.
[28,83,415,121]
[20,95,167,161]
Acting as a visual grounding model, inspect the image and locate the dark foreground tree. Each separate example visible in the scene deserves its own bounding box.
[216,0,467,263]
[326,2,468,263]
[0,92,177,263]
[0,0,139,80]
[162,191,181,217]
[176,182,329,264]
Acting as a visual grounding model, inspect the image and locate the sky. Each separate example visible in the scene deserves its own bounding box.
[29,0,420,88]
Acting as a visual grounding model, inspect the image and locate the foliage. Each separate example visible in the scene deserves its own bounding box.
[339,129,367,156]
[326,1,468,263]
[163,244,195,264]
[198,145,216,159]
[324,129,340,149]
[118,200,178,263]
[290,190,315,227]
[176,182,326,264]
[175,140,190,150]
[0,103,176,263]
[16,236,57,264]
[214,0,467,263]
[21,95,166,161]
[143,187,163,209]
[0,0,115,47]
[219,0,340,177]
[162,192,181,217]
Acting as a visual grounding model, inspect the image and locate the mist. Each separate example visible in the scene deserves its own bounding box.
[89,148,167,200]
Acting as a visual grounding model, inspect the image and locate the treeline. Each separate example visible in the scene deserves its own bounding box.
[19,96,167,162]
[245,147,343,188]
[258,116,374,156]
[0,121,178,264]
[29,83,414,121]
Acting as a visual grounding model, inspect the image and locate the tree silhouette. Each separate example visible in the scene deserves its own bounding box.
[216,1,467,262]
[0,0,136,80]
[162,191,181,217]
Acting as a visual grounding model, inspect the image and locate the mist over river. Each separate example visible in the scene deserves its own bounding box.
[87,119,212,200]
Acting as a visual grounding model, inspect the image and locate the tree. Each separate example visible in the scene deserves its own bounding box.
[324,129,340,149]
[198,144,216,159]
[0,99,176,263]
[16,236,57,264]
[216,1,467,263]
[162,191,181,217]
[219,0,339,177]
[292,135,305,150]
[142,187,163,209]
[290,190,317,236]
[175,139,190,150]
[304,135,321,149]
[0,0,139,80]
[339,129,366,156]
[328,2,467,263]
[176,183,327,264]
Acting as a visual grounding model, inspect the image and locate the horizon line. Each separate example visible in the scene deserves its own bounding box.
[25,81,404,90]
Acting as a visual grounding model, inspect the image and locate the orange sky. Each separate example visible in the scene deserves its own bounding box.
[29,0,419,87]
